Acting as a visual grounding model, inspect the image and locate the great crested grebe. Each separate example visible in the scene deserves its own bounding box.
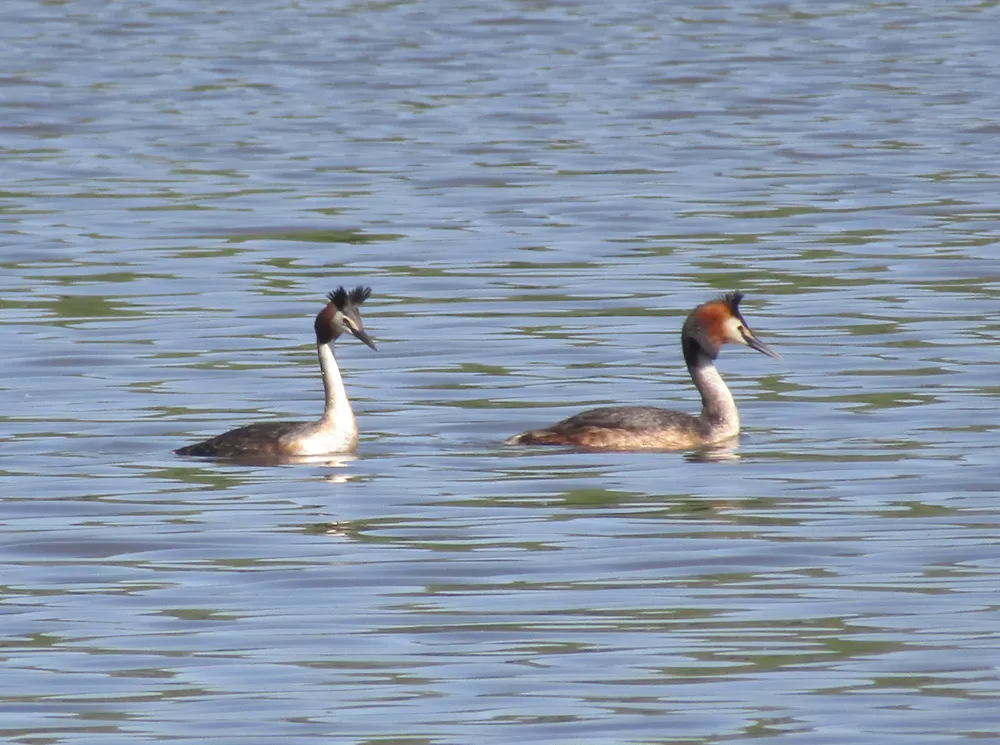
[505,292,779,451]
[175,286,376,458]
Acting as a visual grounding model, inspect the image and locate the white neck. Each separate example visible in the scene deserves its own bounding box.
[690,353,739,439]
[318,342,356,433]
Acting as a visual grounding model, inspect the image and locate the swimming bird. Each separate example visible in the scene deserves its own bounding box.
[505,292,779,450]
[175,286,376,458]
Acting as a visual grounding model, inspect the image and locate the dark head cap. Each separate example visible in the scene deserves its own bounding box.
[328,285,372,311]
[721,292,746,324]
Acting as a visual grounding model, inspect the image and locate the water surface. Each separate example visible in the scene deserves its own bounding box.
[2,1,999,743]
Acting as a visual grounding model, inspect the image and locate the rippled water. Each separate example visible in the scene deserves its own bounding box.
[2,1,999,743]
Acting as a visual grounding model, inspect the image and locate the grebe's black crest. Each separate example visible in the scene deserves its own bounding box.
[721,291,746,322]
[328,285,372,309]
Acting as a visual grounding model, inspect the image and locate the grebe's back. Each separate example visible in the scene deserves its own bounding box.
[505,292,779,451]
[507,406,707,450]
[175,420,340,458]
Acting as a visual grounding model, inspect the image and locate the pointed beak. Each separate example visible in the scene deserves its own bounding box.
[742,329,780,360]
[351,326,377,351]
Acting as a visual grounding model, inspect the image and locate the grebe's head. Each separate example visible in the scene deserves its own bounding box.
[682,292,779,361]
[315,285,377,350]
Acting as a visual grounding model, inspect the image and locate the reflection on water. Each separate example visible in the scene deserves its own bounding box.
[2,0,1000,743]
[174,452,360,470]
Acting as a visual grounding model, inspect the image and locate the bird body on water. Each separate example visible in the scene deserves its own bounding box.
[505,293,779,451]
[175,286,376,458]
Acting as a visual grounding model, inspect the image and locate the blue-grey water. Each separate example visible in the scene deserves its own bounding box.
[2,1,999,743]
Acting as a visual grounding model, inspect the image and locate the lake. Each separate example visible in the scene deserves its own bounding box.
[1,1,999,743]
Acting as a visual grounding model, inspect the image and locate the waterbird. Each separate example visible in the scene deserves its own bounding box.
[175,286,376,458]
[505,292,779,451]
